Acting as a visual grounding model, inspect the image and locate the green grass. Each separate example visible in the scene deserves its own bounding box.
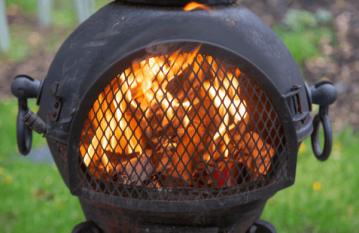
[0,0,111,62]
[272,26,334,66]
[272,9,336,71]
[0,98,44,156]
[0,98,85,233]
[0,160,84,233]
[262,128,359,232]
[5,0,37,16]
[5,0,110,18]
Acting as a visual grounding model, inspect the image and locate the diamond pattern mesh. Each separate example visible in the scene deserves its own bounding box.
[78,48,287,201]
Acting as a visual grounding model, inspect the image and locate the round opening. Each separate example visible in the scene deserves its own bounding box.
[78,45,286,200]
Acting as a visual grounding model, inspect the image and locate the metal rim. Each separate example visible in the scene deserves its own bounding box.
[67,40,298,212]
[116,0,237,6]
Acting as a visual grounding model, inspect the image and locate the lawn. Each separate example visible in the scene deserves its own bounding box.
[0,99,85,233]
[0,2,358,233]
[1,0,110,62]
[262,128,359,232]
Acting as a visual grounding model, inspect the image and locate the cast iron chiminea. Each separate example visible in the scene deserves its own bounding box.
[11,1,337,232]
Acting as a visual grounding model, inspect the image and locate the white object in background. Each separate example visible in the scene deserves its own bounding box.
[38,0,53,27]
[74,0,96,23]
[0,0,10,52]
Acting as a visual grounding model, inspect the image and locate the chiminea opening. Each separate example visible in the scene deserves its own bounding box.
[78,44,286,200]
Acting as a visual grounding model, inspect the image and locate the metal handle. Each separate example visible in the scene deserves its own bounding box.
[16,99,33,155]
[311,106,332,161]
[308,81,337,162]
[11,75,42,155]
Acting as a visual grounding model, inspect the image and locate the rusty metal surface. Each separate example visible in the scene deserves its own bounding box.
[79,196,269,233]
[22,110,46,134]
[47,139,70,187]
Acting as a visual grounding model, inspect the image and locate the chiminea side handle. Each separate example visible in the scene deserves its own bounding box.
[311,106,332,161]
[11,75,45,155]
[16,98,33,155]
[308,81,338,162]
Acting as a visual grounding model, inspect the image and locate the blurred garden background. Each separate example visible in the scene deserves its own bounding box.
[0,0,358,232]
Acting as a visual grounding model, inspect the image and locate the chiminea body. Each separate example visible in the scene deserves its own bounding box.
[11,1,338,233]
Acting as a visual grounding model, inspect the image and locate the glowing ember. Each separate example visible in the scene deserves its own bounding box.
[79,44,277,189]
[183,2,211,11]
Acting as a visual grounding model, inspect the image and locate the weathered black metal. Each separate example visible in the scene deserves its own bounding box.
[248,220,277,233]
[312,106,332,161]
[72,221,101,233]
[10,1,338,233]
[79,196,270,233]
[11,75,40,99]
[310,81,338,106]
[282,84,310,127]
[22,110,46,134]
[309,81,337,161]
[11,75,42,155]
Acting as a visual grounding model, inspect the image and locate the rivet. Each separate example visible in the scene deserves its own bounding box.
[54,102,59,109]
[47,112,50,119]
[52,111,57,118]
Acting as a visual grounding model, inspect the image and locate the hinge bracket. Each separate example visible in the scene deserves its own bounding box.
[282,84,308,124]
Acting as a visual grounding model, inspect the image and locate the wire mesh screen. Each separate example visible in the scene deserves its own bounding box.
[78,46,287,201]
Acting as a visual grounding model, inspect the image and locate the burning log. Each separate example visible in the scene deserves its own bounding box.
[155,156,171,174]
[80,47,277,190]
[191,161,215,187]
[152,145,173,174]
[213,161,243,187]
[242,132,275,176]
[116,154,154,186]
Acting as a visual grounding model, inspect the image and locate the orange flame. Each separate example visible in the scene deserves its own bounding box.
[79,44,277,188]
[183,2,211,11]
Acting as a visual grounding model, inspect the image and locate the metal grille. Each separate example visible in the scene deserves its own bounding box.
[78,49,287,201]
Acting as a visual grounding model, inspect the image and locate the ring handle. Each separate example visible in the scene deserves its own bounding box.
[311,106,332,161]
[11,75,41,156]
[16,99,33,155]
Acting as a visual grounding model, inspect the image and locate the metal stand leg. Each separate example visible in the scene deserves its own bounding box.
[247,219,277,233]
[72,219,275,233]
[72,221,102,233]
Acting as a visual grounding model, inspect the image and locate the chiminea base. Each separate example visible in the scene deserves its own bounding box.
[75,196,274,233]
[72,221,101,233]
[71,219,277,233]
[247,220,277,233]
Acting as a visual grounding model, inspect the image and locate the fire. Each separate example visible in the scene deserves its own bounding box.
[183,2,211,11]
[80,44,277,188]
